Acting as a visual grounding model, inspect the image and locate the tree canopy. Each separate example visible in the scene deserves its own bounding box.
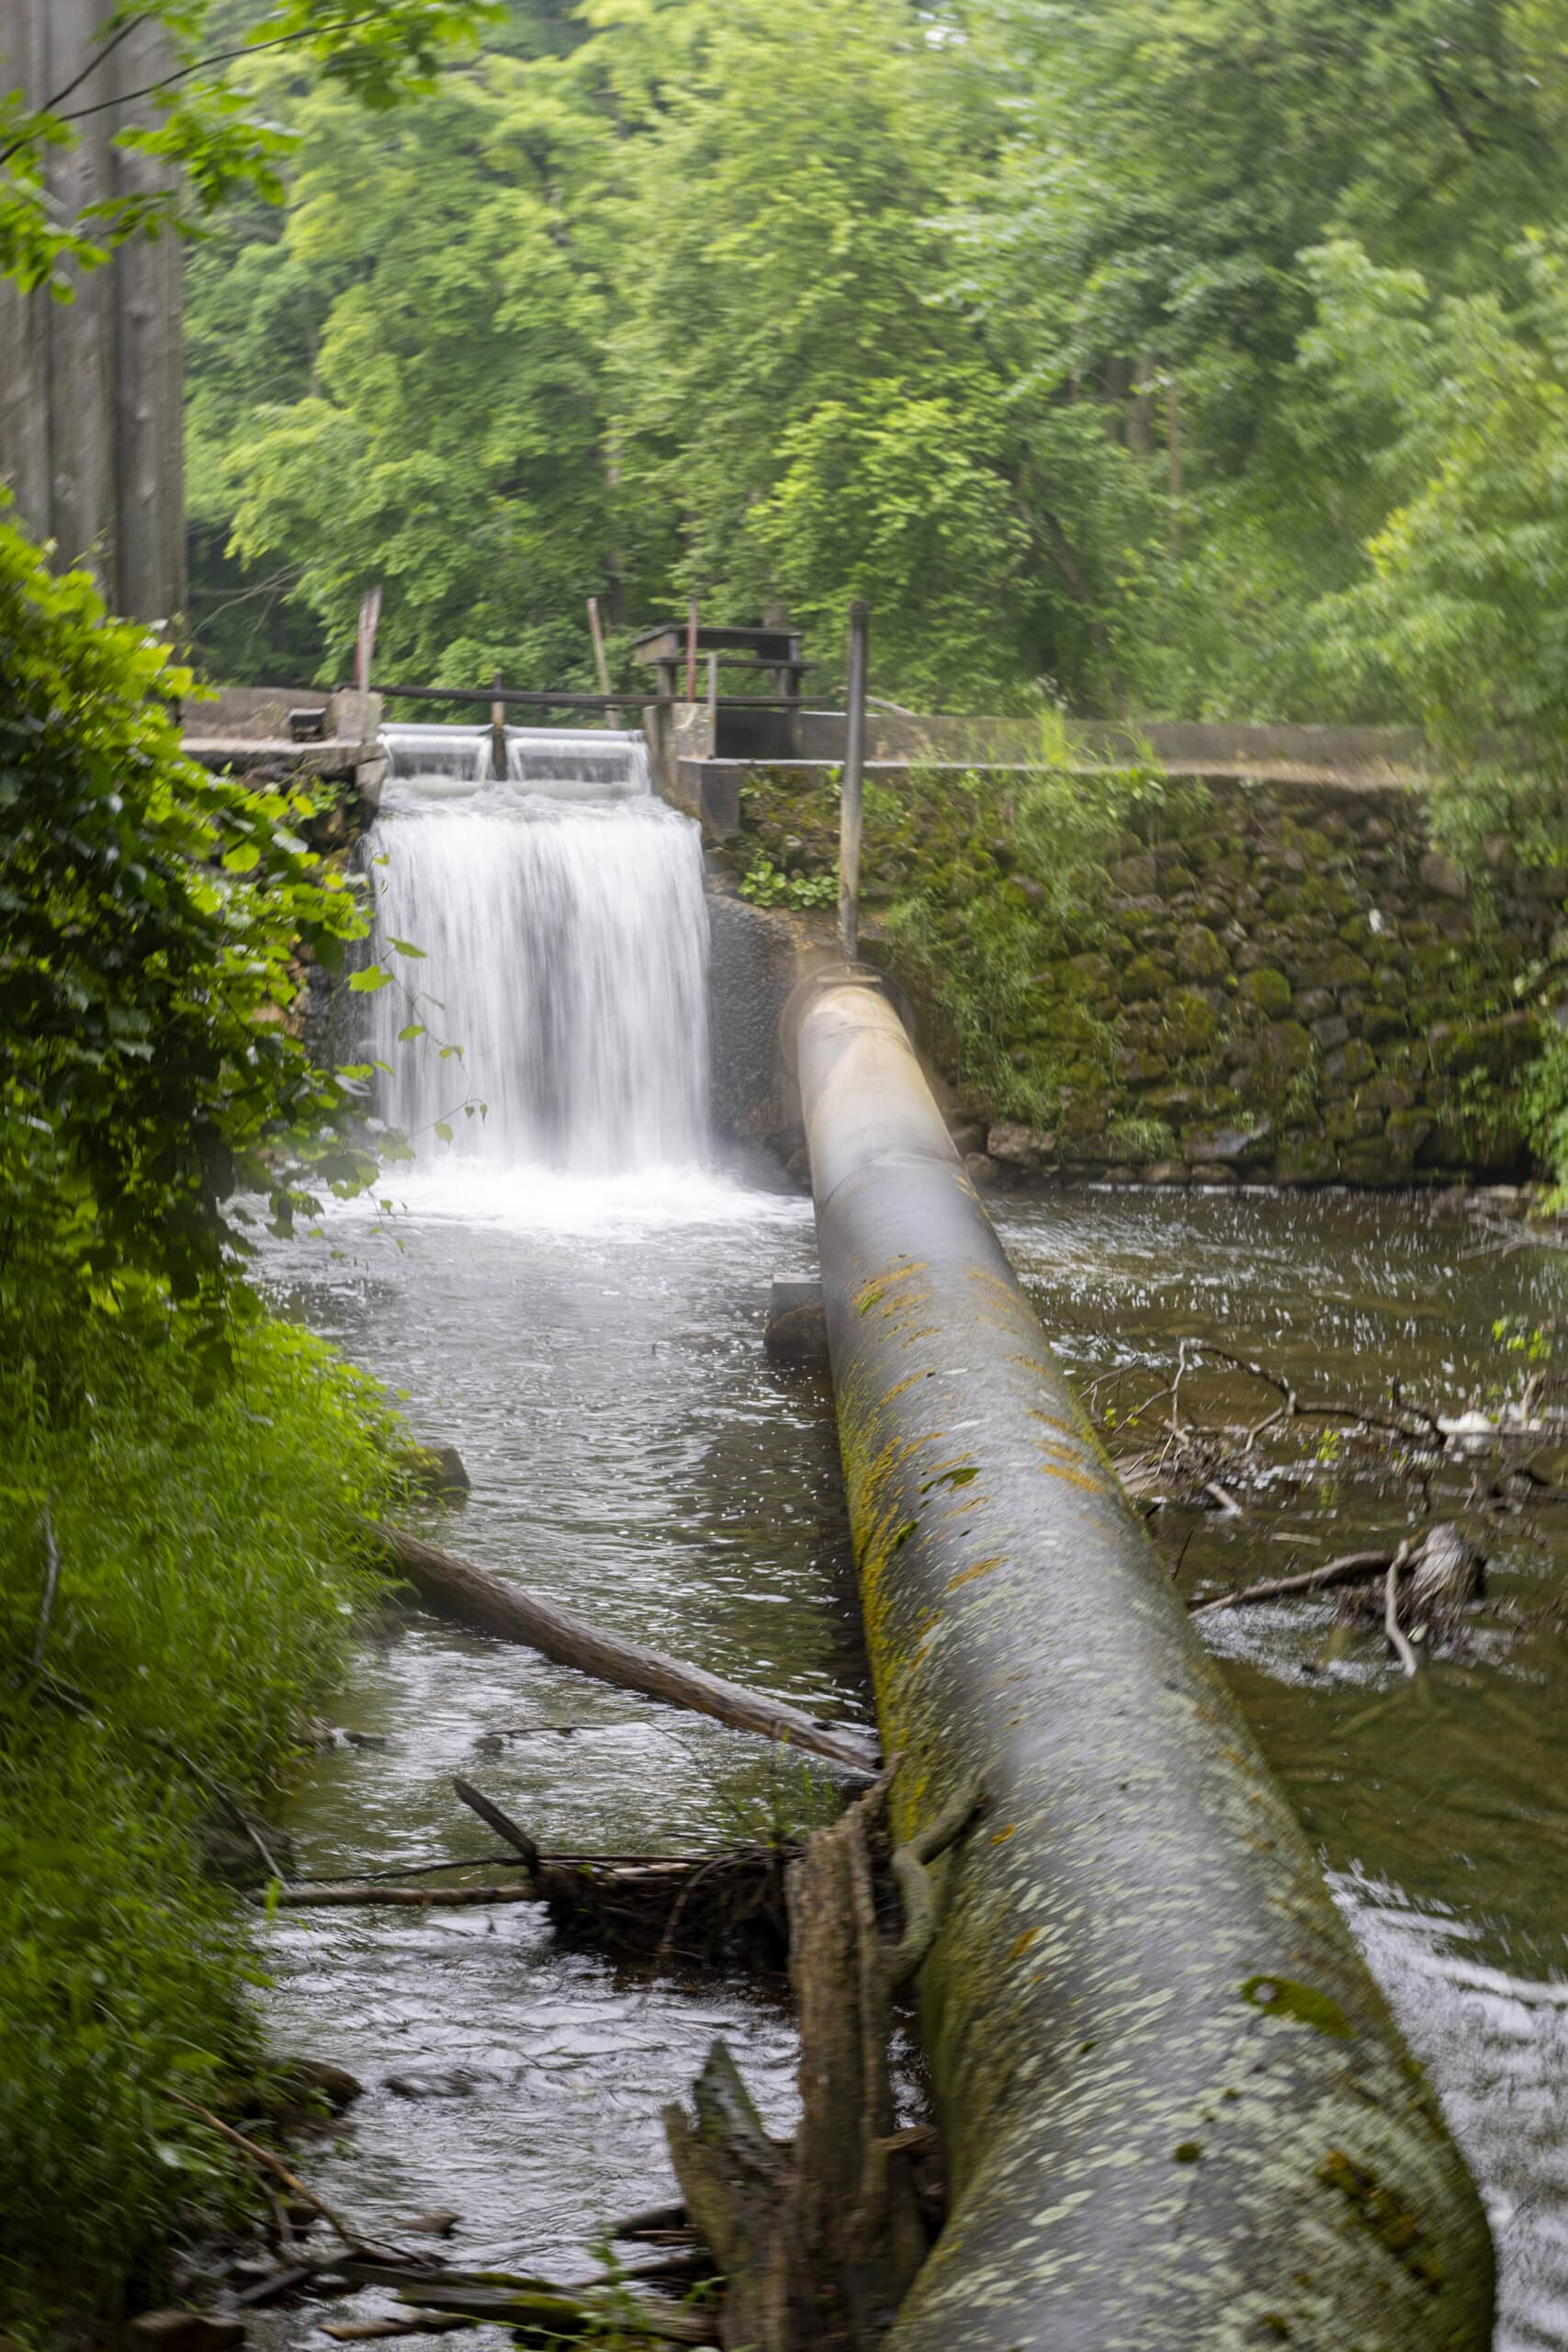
[178,0,1568,732]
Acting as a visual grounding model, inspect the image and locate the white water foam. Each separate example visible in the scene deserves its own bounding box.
[366,766,711,1180]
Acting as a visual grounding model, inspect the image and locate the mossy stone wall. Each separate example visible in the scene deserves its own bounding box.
[729,765,1559,1185]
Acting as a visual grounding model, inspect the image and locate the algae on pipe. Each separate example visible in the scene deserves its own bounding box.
[795,968,1493,2351]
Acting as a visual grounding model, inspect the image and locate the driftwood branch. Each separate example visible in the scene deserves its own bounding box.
[372,1523,878,1776]
[275,1830,798,1971]
[1190,1551,1395,1618]
[1193,1525,1484,1663]
[141,1732,288,1884]
[451,1778,540,1875]
[161,2092,406,2261]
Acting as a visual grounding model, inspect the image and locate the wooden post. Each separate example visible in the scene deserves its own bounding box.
[706,650,719,748]
[47,0,118,591]
[587,595,613,698]
[112,13,184,627]
[0,0,51,541]
[355,584,382,691]
[491,671,507,779]
[838,601,869,963]
[685,595,699,702]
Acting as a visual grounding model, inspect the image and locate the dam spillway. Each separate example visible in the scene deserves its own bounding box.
[368,726,709,1173]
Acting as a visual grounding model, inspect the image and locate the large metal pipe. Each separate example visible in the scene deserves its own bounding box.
[795,967,1492,2351]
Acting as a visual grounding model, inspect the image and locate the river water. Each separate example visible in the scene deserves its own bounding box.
[254,1173,1568,2351]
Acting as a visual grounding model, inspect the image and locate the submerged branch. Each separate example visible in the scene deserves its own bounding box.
[1190,1551,1395,1617]
[1384,1543,1420,1678]
[162,2092,412,2262]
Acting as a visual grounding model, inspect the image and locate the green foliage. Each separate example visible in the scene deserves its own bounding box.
[181,0,1162,706]
[0,508,385,1344]
[0,514,413,2324]
[1012,738,1168,926]
[1520,1027,1568,1199]
[0,0,500,296]
[869,756,1164,1125]
[0,1307,399,2329]
[170,0,1568,742]
[1305,233,1568,789]
[738,855,835,911]
[1104,1114,1178,1166]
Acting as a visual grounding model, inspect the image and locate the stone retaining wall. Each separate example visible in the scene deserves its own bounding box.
[726,765,1562,1186]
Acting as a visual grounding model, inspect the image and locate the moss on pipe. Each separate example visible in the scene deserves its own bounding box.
[795,969,1493,2351]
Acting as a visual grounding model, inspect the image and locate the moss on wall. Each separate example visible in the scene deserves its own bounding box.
[730,763,1558,1184]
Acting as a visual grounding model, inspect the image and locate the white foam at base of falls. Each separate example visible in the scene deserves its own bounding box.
[367,785,710,1178]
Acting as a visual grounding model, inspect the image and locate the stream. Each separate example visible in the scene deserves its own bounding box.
[254,1174,1568,2352]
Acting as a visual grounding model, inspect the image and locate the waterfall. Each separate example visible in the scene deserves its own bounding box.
[367,730,709,1175]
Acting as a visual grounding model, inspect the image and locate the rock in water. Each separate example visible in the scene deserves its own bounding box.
[1405,1521,1485,1638]
[400,1442,471,1498]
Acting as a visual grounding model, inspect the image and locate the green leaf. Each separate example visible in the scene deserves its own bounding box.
[348,966,393,993]
[386,937,426,958]
[433,1120,454,1143]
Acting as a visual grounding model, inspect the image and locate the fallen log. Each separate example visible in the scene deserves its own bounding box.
[322,2321,474,2344]
[272,1882,538,1910]
[395,2282,717,2345]
[371,1523,878,1777]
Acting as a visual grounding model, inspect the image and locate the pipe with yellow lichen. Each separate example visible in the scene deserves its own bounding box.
[795,967,1493,2352]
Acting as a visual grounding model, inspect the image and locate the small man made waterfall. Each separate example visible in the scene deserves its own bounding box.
[368,725,710,1173]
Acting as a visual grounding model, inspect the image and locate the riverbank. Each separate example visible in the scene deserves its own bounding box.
[0,1306,400,2340]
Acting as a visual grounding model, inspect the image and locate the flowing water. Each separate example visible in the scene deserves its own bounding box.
[367,741,706,1171]
[255,733,1568,2348]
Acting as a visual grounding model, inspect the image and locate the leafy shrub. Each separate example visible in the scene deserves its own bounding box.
[0,507,376,1358]
[0,1310,398,2330]
[0,510,407,2331]
[738,854,837,910]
